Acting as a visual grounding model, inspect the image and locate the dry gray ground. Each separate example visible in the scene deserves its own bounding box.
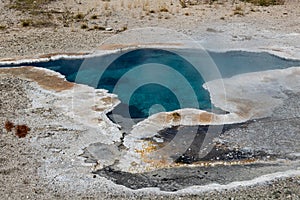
[0,0,299,59]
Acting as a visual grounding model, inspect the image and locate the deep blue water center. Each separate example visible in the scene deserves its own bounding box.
[2,49,300,119]
[93,49,211,118]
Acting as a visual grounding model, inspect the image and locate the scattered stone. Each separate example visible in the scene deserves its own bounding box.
[105,27,113,31]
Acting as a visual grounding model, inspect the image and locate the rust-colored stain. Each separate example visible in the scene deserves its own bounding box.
[165,112,181,123]
[135,141,171,169]
[92,96,119,111]
[227,98,253,118]
[171,112,181,122]
[0,67,74,92]
[4,120,30,138]
[98,43,183,50]
[15,124,30,138]
[198,112,213,123]
[101,97,116,105]
[4,120,14,132]
[135,141,158,158]
[92,106,106,112]
[164,111,215,124]
[93,97,118,110]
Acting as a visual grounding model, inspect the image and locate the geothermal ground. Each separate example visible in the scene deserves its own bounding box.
[0,0,300,199]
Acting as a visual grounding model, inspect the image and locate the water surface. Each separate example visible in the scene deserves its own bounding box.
[1,49,300,118]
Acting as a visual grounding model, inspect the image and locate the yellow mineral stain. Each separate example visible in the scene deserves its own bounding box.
[165,112,181,123]
[135,139,258,172]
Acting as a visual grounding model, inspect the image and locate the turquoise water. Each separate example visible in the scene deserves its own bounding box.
[89,49,211,118]
[1,49,300,118]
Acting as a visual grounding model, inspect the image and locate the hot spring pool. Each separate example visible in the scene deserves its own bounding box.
[1,49,300,119]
